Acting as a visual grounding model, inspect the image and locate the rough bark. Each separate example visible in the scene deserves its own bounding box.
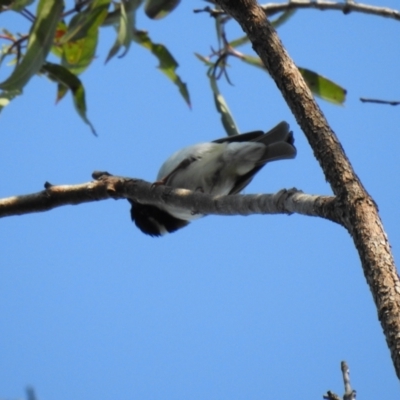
[216,0,400,379]
[0,172,336,221]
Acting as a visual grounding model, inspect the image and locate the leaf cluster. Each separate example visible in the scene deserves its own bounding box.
[0,0,186,134]
[0,0,345,135]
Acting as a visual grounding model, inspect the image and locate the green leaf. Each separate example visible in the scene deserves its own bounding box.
[229,11,295,49]
[215,13,223,48]
[144,0,180,19]
[229,35,249,49]
[238,54,347,105]
[0,0,12,9]
[298,67,347,105]
[239,54,265,70]
[194,53,214,67]
[133,30,190,107]
[61,27,99,75]
[59,0,110,74]
[59,0,110,44]
[0,89,21,113]
[269,9,296,28]
[209,74,239,137]
[102,0,142,26]
[42,62,97,135]
[1,0,34,11]
[51,21,67,58]
[0,0,63,91]
[56,82,68,103]
[105,1,136,63]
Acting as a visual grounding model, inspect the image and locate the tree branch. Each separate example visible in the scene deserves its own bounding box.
[195,1,400,21]
[215,0,400,379]
[360,97,400,106]
[0,171,337,222]
[323,361,357,400]
[341,361,356,400]
[262,0,400,20]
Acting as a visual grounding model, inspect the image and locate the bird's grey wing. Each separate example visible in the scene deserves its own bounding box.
[227,122,296,194]
[157,143,218,181]
[228,167,262,195]
[212,121,291,145]
[212,130,264,144]
[229,144,295,195]
[155,155,199,186]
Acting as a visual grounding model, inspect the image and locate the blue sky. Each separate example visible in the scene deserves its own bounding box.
[1,1,400,399]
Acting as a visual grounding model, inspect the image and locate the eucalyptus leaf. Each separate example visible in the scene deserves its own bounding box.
[144,0,180,19]
[209,74,239,137]
[239,54,264,69]
[0,89,21,112]
[51,21,67,58]
[229,36,249,49]
[0,0,63,91]
[239,54,346,105]
[102,0,143,26]
[60,1,110,74]
[42,62,97,135]
[0,0,12,9]
[229,11,295,49]
[61,25,99,74]
[59,0,110,44]
[270,9,296,28]
[2,0,34,11]
[298,67,346,105]
[133,30,190,107]
[194,53,214,67]
[215,13,223,48]
[105,0,136,63]
[56,82,68,103]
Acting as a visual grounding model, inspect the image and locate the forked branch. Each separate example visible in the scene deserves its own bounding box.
[216,0,400,379]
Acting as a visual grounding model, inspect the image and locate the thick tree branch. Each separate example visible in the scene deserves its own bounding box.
[0,171,337,222]
[216,0,400,379]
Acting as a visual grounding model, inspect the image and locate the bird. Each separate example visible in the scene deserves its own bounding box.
[129,121,296,236]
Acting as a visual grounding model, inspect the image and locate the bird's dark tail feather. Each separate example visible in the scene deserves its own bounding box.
[256,121,296,163]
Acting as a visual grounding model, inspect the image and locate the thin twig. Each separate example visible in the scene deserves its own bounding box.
[7,34,29,64]
[0,34,14,41]
[20,8,35,22]
[193,6,224,18]
[323,391,341,400]
[360,97,400,106]
[62,0,92,18]
[323,361,356,400]
[341,361,356,400]
[261,0,400,19]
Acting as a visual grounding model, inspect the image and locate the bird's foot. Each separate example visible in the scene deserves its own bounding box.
[151,178,167,188]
